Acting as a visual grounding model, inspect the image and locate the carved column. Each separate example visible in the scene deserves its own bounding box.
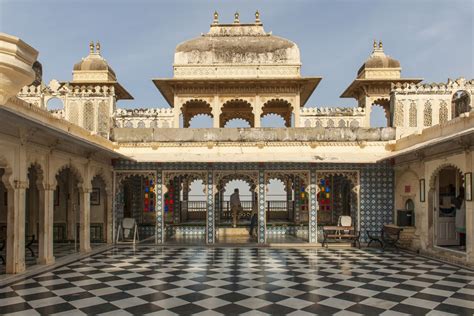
[206,171,215,244]
[79,187,91,253]
[254,95,262,128]
[105,189,113,243]
[6,180,28,274]
[293,94,301,127]
[38,185,54,264]
[258,170,266,244]
[212,95,220,128]
[173,95,180,128]
[309,169,318,243]
[156,171,164,244]
[294,177,301,224]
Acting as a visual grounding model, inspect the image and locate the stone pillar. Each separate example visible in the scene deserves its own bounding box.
[212,95,220,128]
[6,181,27,274]
[465,151,474,265]
[206,171,215,244]
[156,172,164,244]
[254,95,262,128]
[105,189,113,243]
[258,170,266,244]
[173,96,181,128]
[79,187,91,253]
[293,94,301,127]
[309,169,318,243]
[66,176,75,241]
[38,185,54,264]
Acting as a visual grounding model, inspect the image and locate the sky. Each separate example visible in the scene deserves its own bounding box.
[2,0,473,113]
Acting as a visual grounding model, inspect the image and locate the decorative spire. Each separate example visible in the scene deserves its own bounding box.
[255,10,260,23]
[234,11,240,24]
[96,41,101,55]
[373,40,377,51]
[378,40,383,50]
[89,41,94,54]
[213,11,219,24]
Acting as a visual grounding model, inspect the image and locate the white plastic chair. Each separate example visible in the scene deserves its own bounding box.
[337,215,352,237]
[116,217,139,244]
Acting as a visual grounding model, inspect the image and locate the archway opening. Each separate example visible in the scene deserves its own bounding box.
[433,166,465,251]
[261,113,287,128]
[181,100,212,128]
[189,114,213,128]
[370,104,389,127]
[220,99,254,128]
[46,97,64,112]
[261,99,293,127]
[452,90,471,119]
[90,175,107,243]
[54,167,82,258]
[317,175,355,227]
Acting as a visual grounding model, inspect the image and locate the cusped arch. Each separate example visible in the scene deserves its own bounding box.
[261,98,293,127]
[52,163,85,188]
[220,99,254,128]
[428,163,464,189]
[90,167,112,191]
[27,161,46,190]
[218,174,257,191]
[181,99,213,128]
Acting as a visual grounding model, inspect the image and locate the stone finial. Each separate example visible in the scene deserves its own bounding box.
[213,11,219,24]
[89,41,94,54]
[255,10,261,23]
[379,40,383,50]
[234,11,240,24]
[373,40,377,51]
[96,41,101,54]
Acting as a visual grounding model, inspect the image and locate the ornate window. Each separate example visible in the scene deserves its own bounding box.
[304,119,311,127]
[439,100,448,124]
[423,101,432,127]
[314,120,322,127]
[68,101,79,125]
[394,101,404,127]
[409,101,417,127]
[327,119,334,127]
[349,120,359,128]
[137,120,145,128]
[83,101,95,131]
[98,101,108,136]
[338,119,346,127]
[124,120,133,128]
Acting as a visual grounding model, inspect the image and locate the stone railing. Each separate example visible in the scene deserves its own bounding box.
[391,77,474,94]
[299,107,366,128]
[114,108,174,128]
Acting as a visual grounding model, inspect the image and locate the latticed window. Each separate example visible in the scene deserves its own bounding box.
[314,120,322,127]
[394,101,404,127]
[338,119,346,127]
[83,101,95,131]
[423,101,432,126]
[68,101,79,125]
[409,102,417,127]
[439,100,448,124]
[327,119,334,127]
[98,101,109,136]
[349,120,359,128]
[137,121,145,128]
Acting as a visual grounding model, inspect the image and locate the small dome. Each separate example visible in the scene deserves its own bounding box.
[73,41,116,78]
[357,41,400,76]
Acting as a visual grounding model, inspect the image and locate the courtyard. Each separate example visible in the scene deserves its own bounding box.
[1,246,473,315]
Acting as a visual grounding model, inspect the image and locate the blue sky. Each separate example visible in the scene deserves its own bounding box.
[2,0,473,111]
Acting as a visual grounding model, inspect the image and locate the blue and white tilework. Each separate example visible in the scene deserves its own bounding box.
[258,170,266,244]
[155,172,163,244]
[309,169,318,243]
[206,171,215,244]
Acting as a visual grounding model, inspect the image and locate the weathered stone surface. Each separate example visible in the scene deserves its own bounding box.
[111,127,396,143]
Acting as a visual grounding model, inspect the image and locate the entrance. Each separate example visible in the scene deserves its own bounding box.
[434,166,465,250]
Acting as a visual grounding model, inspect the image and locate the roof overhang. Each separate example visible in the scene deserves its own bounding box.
[340,78,423,98]
[152,77,322,107]
[67,81,134,100]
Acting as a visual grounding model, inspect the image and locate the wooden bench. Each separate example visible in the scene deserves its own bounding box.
[366,225,402,250]
[322,226,360,248]
[0,234,35,265]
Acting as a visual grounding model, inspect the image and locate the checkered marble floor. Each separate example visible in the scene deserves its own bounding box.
[1,247,473,315]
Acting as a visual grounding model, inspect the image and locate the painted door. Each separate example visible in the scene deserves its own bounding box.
[435,176,458,246]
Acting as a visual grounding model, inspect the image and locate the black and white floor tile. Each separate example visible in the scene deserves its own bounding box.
[1,246,473,315]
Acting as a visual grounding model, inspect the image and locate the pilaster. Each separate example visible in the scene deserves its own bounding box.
[38,185,55,264]
[258,169,266,244]
[206,171,215,244]
[6,180,28,274]
[79,187,91,253]
[309,169,318,243]
[156,171,164,244]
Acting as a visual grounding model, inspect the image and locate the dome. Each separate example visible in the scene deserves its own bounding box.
[357,42,400,76]
[174,24,300,65]
[73,42,116,79]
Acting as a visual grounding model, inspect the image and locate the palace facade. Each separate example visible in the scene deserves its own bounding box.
[0,12,473,275]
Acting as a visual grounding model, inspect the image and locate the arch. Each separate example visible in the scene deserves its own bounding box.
[90,167,112,191]
[188,113,213,128]
[52,163,85,188]
[220,99,254,128]
[315,119,322,128]
[124,120,133,128]
[428,163,464,189]
[266,177,287,201]
[137,120,145,128]
[439,100,449,124]
[338,119,346,127]
[304,119,311,127]
[371,98,390,127]
[452,90,471,119]
[46,97,64,111]
[349,120,359,128]
[327,119,334,127]
[181,99,213,128]
[217,174,257,191]
[261,98,293,127]
[261,113,287,128]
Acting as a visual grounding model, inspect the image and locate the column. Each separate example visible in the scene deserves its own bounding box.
[309,169,318,243]
[294,177,301,224]
[79,187,91,253]
[293,94,301,127]
[173,179,180,224]
[105,190,113,243]
[206,171,215,244]
[465,151,473,265]
[254,95,262,128]
[258,170,266,244]
[156,171,164,244]
[212,95,220,128]
[38,185,54,264]
[173,96,181,128]
[6,181,27,274]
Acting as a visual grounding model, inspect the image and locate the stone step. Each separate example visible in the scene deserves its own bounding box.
[218,227,250,236]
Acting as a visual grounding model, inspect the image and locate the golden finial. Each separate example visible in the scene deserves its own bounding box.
[89,41,94,54]
[373,40,377,50]
[96,41,101,54]
[255,10,260,23]
[379,40,383,50]
[213,11,219,24]
[234,11,240,24]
